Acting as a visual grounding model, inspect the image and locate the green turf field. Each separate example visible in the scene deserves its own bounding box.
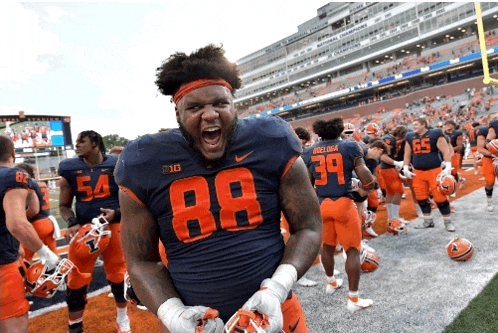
[48,188,67,230]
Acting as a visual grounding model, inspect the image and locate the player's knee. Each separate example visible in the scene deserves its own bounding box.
[109,280,126,304]
[436,200,451,216]
[66,286,88,312]
[417,199,431,214]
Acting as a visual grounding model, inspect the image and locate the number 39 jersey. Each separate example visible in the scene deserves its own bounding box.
[58,155,119,223]
[302,139,363,201]
[115,116,301,321]
[0,166,35,264]
[405,128,443,170]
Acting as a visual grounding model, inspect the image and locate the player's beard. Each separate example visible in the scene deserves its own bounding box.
[179,114,238,168]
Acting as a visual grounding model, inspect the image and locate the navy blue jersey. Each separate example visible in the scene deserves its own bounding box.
[30,181,50,221]
[58,155,119,223]
[477,126,489,139]
[489,119,498,138]
[303,139,363,201]
[0,166,33,264]
[362,135,370,145]
[446,130,463,148]
[406,129,443,170]
[115,116,301,322]
[380,134,396,169]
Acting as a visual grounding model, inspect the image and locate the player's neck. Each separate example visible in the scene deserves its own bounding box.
[83,153,103,166]
[0,158,15,168]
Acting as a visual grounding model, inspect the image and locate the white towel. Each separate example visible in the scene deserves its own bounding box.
[49,215,61,239]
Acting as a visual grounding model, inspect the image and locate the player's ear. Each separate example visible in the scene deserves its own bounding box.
[175,106,180,123]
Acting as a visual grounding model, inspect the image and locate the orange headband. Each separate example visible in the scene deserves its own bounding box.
[173,79,232,104]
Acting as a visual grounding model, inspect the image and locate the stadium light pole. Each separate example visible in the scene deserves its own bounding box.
[475,2,498,84]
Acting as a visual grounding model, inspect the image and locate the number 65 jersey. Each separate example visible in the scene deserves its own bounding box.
[115,117,301,321]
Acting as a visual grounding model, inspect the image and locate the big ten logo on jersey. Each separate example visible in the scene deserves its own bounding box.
[310,144,344,186]
[76,174,111,202]
[162,163,182,174]
[412,138,431,154]
[169,167,262,243]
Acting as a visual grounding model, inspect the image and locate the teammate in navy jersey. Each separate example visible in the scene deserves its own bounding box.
[302,118,376,313]
[403,117,455,231]
[469,122,480,175]
[443,120,466,192]
[481,113,498,212]
[0,135,59,333]
[115,45,321,333]
[58,131,129,333]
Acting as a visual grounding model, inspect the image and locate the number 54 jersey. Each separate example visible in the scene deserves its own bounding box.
[115,116,301,321]
[58,155,120,223]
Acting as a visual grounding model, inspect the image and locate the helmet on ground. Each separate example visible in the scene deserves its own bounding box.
[69,217,111,259]
[387,219,408,235]
[360,250,379,272]
[436,173,456,196]
[446,237,474,261]
[25,258,74,298]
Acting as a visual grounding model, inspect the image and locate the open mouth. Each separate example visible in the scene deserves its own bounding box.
[202,128,222,148]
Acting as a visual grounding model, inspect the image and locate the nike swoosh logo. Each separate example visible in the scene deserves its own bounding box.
[235,151,253,163]
[289,317,300,332]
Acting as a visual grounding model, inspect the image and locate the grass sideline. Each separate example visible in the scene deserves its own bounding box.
[444,271,498,333]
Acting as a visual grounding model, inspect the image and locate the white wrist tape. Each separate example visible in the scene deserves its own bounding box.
[157,297,184,329]
[36,245,51,260]
[267,264,297,301]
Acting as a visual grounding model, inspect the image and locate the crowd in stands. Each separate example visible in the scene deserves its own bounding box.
[237,29,498,118]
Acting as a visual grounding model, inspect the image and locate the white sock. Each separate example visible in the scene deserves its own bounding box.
[326,275,336,283]
[349,290,359,299]
[116,306,128,322]
[385,203,392,220]
[415,204,423,217]
[392,204,400,220]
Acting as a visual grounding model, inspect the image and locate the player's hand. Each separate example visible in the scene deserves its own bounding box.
[393,160,404,170]
[99,208,116,222]
[18,245,25,258]
[158,298,224,333]
[351,178,362,192]
[403,165,416,179]
[36,245,59,271]
[241,279,286,333]
[65,224,81,243]
[441,161,452,176]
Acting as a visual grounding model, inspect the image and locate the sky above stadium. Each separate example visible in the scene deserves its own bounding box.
[1,0,330,141]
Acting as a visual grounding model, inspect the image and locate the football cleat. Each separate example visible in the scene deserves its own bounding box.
[486,139,498,157]
[387,219,408,235]
[69,217,111,259]
[224,309,270,333]
[436,173,456,196]
[360,250,379,272]
[364,227,378,237]
[296,276,317,287]
[446,237,474,261]
[25,259,74,298]
[444,220,456,232]
[347,296,373,313]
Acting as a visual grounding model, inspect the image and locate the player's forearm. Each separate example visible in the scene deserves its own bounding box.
[8,218,44,253]
[282,227,321,279]
[59,205,76,222]
[127,259,180,315]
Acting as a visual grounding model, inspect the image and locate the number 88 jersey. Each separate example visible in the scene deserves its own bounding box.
[115,116,301,321]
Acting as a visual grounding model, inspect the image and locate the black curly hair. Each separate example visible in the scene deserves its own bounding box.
[313,118,344,141]
[155,44,242,98]
[294,126,311,142]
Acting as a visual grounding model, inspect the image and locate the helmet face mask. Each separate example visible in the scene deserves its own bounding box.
[225,309,268,333]
[25,258,74,298]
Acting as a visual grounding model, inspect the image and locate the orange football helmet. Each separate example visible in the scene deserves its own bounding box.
[436,173,456,196]
[69,217,111,259]
[387,219,407,235]
[360,250,379,272]
[446,237,474,261]
[486,139,498,156]
[25,258,74,298]
[365,123,380,135]
[343,123,356,139]
[225,309,272,333]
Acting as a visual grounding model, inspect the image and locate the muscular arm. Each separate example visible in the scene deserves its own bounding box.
[279,157,322,278]
[454,135,464,153]
[477,135,493,157]
[119,190,179,315]
[437,136,452,162]
[25,189,40,219]
[403,140,412,166]
[4,188,43,252]
[355,158,376,191]
[58,176,75,221]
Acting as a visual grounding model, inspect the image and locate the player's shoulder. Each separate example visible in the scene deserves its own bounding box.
[431,128,443,136]
[237,116,294,139]
[102,154,118,167]
[120,129,183,166]
[489,119,498,128]
[58,157,85,171]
